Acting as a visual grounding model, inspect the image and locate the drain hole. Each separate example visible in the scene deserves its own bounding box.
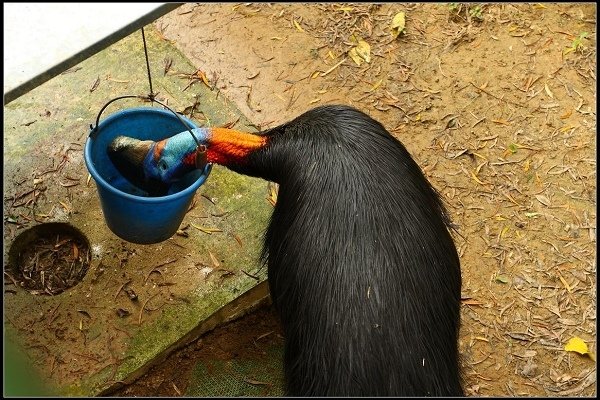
[5,223,90,296]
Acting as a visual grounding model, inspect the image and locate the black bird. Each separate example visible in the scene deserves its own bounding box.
[108,104,464,396]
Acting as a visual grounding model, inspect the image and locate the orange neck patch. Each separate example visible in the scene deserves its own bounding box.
[207,128,267,165]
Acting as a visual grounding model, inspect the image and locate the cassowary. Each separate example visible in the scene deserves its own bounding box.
[108,104,464,396]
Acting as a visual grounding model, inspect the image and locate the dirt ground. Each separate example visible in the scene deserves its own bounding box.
[112,3,596,397]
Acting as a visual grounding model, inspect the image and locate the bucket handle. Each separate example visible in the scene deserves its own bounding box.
[89,95,207,169]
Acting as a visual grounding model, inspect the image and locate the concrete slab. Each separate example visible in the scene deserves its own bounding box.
[4,3,181,103]
[3,25,272,396]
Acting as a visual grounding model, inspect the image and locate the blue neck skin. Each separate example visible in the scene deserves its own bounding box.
[142,127,211,183]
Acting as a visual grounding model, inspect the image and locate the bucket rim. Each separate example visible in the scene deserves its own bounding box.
[84,107,210,203]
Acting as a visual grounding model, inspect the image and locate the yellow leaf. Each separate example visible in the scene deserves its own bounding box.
[59,201,71,212]
[564,337,589,355]
[337,6,353,12]
[309,98,320,104]
[370,79,383,92]
[191,223,222,234]
[560,109,573,119]
[544,83,554,98]
[348,47,363,66]
[504,192,521,206]
[558,273,572,293]
[391,12,406,39]
[560,125,575,133]
[471,171,485,185]
[293,19,305,33]
[523,159,530,172]
[311,71,320,79]
[328,50,335,59]
[355,39,371,63]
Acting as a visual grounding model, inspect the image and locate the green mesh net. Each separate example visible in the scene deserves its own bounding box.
[186,343,285,397]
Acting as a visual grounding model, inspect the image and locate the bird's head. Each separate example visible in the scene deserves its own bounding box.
[107,127,268,189]
[107,128,209,193]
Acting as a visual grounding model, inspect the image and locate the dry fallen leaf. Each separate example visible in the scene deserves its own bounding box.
[348,48,363,66]
[90,76,100,92]
[209,251,221,268]
[293,19,305,32]
[517,350,538,358]
[197,70,210,88]
[535,194,551,207]
[560,109,573,119]
[544,83,554,98]
[348,38,371,66]
[267,182,278,206]
[355,39,371,63]
[461,298,484,306]
[391,12,406,39]
[370,79,383,92]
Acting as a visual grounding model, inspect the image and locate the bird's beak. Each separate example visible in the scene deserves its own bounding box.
[107,136,153,171]
[107,135,167,195]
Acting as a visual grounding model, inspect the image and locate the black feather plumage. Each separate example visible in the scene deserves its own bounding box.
[227,105,463,396]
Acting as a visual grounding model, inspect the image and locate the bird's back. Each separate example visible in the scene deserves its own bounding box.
[251,105,463,396]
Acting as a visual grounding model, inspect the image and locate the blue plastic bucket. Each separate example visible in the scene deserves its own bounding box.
[84,106,211,244]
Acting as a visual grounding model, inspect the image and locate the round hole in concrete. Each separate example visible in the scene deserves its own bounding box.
[6,223,90,296]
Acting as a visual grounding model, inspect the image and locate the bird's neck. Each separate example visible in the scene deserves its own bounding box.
[206,128,268,166]
[178,127,268,168]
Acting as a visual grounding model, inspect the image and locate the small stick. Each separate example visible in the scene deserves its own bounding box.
[320,57,347,77]
[114,279,132,300]
[242,270,260,280]
[138,293,160,325]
